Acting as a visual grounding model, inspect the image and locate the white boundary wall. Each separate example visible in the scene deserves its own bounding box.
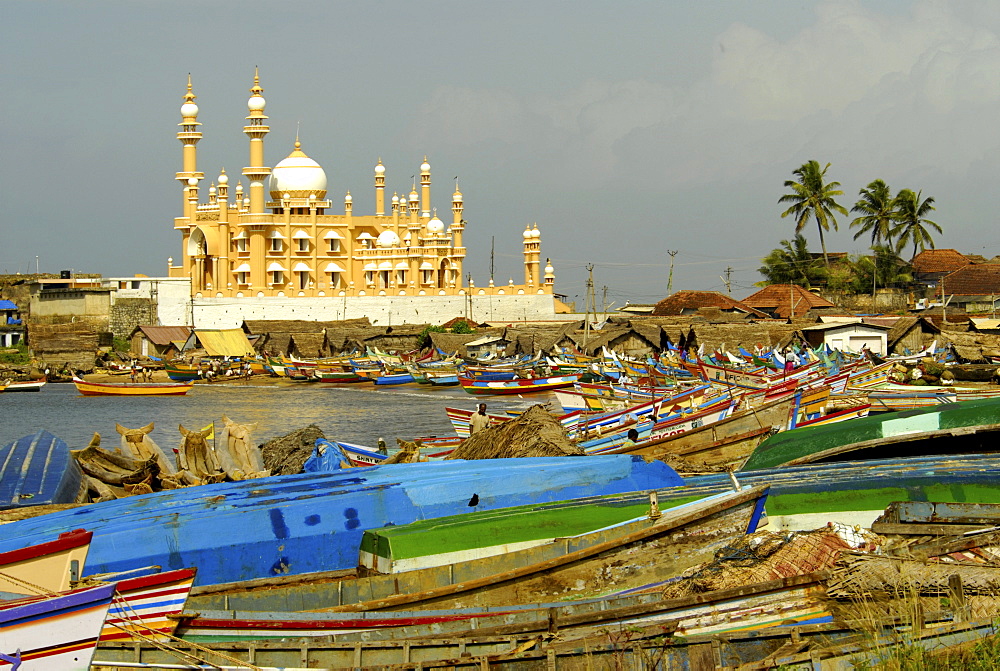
[190,293,557,329]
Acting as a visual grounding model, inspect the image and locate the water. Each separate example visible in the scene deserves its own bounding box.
[0,382,540,452]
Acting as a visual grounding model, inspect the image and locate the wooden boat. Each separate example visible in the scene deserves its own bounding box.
[372,371,415,385]
[0,456,684,587]
[742,395,1000,471]
[73,376,193,396]
[188,485,767,614]
[99,568,197,643]
[1,379,46,392]
[0,529,92,596]
[459,373,580,395]
[314,369,367,383]
[607,393,798,468]
[0,583,115,670]
[0,430,85,508]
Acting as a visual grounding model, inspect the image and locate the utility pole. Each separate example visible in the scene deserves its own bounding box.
[601,285,608,319]
[584,264,595,349]
[666,250,678,294]
[720,267,733,295]
[489,237,495,283]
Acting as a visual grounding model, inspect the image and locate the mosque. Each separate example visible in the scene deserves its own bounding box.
[168,71,558,328]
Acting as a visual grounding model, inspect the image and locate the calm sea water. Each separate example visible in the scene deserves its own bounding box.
[0,381,540,453]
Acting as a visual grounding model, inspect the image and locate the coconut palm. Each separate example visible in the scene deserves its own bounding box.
[850,179,898,247]
[757,234,827,288]
[893,189,942,259]
[779,161,848,266]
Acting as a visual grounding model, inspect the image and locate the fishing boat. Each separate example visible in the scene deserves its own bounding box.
[0,583,115,670]
[0,455,684,587]
[73,376,193,396]
[1,379,46,392]
[0,430,85,508]
[313,369,367,383]
[459,373,581,395]
[742,395,1000,471]
[99,568,197,643]
[189,485,767,614]
[0,529,92,596]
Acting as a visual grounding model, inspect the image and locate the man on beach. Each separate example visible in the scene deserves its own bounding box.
[469,403,490,435]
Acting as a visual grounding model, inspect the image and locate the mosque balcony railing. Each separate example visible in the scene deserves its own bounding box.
[237,214,275,227]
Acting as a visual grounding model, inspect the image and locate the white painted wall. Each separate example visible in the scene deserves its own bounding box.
[188,293,557,329]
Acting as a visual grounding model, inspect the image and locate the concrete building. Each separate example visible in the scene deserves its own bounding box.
[169,72,558,328]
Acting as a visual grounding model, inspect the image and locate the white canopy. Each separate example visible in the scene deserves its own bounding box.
[356,232,375,240]
[323,262,346,273]
[395,261,409,270]
[232,230,248,240]
[266,262,287,272]
[378,261,393,270]
[364,262,378,271]
[292,262,311,272]
[233,263,251,272]
[419,261,434,270]
[292,230,311,239]
[268,230,286,239]
[323,230,345,239]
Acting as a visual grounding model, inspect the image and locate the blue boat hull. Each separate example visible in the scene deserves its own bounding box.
[0,455,683,587]
[0,430,83,508]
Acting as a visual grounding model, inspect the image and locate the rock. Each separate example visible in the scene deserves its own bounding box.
[261,424,327,475]
[446,405,583,460]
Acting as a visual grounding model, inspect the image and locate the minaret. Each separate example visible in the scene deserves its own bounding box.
[374,159,385,216]
[176,74,204,218]
[544,258,555,289]
[451,179,465,249]
[420,157,431,219]
[242,68,271,215]
[242,68,272,290]
[522,225,533,286]
[217,169,230,291]
[522,224,542,287]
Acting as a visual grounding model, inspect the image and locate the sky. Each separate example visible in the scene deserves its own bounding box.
[5,0,1000,309]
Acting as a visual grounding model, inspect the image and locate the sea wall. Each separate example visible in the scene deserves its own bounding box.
[190,293,558,329]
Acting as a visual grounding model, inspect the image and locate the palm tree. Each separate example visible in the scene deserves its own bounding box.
[757,234,828,288]
[893,189,942,259]
[850,179,898,247]
[779,161,848,266]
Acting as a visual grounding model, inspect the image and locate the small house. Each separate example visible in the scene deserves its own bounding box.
[465,335,510,359]
[801,322,891,356]
[129,325,192,358]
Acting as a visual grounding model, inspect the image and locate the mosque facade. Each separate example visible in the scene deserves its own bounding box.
[168,72,557,328]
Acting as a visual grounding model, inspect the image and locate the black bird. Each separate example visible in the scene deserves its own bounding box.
[468,493,479,507]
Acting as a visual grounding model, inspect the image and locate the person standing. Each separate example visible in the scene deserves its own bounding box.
[469,403,490,435]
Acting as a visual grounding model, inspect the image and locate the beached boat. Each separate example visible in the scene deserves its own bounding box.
[0,455,684,587]
[189,485,767,613]
[1,379,46,392]
[742,395,1000,471]
[0,583,115,670]
[73,376,194,396]
[0,529,92,596]
[459,373,580,395]
[0,430,85,508]
[99,568,197,643]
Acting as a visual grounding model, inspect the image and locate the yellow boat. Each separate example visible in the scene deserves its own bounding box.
[72,377,194,396]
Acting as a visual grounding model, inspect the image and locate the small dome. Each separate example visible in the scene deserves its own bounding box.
[269,141,328,198]
[374,162,385,174]
[427,217,445,234]
[531,227,541,239]
[187,177,198,187]
[421,159,431,172]
[344,192,353,202]
[453,189,463,201]
[283,192,291,200]
[218,172,228,185]
[391,194,399,203]
[180,102,199,118]
[408,191,419,202]
[209,185,217,195]
[377,230,400,248]
[545,264,555,275]
[522,227,532,240]
[248,95,266,111]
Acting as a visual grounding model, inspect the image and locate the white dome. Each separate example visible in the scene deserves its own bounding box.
[218,172,228,184]
[248,95,266,111]
[391,194,399,203]
[427,217,445,234]
[377,230,400,248]
[374,163,385,174]
[187,177,198,187]
[180,102,199,118]
[545,264,554,275]
[531,228,541,238]
[344,192,353,202]
[269,143,327,198]
[421,160,431,172]
[209,185,217,195]
[522,228,532,240]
